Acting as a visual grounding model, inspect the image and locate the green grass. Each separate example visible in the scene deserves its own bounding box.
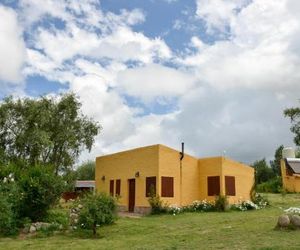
[1,194,300,249]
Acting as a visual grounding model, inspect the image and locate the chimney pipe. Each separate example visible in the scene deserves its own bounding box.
[180,142,184,160]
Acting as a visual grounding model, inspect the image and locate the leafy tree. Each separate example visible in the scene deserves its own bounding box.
[252,159,275,184]
[76,161,95,180]
[270,145,284,176]
[76,193,117,236]
[0,93,100,174]
[284,105,300,146]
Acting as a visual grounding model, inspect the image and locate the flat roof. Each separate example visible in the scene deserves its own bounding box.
[75,180,95,188]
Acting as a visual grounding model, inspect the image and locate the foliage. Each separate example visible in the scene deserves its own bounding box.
[0,173,20,235]
[147,186,167,214]
[75,193,117,236]
[270,145,284,176]
[231,200,258,211]
[231,194,268,211]
[284,105,300,146]
[62,169,77,192]
[214,195,229,212]
[18,165,64,221]
[252,158,275,184]
[45,210,69,230]
[188,199,215,212]
[252,193,269,208]
[0,190,18,236]
[0,93,100,174]
[256,176,282,193]
[76,161,95,180]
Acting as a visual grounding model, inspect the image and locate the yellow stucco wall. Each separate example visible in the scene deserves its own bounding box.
[158,145,199,206]
[281,159,300,192]
[198,157,254,203]
[222,157,254,203]
[95,145,159,209]
[198,157,223,202]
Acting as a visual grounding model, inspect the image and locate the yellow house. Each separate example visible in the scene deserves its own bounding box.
[281,158,300,192]
[95,144,254,213]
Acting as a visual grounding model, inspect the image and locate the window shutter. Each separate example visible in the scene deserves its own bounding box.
[110,180,114,196]
[146,177,156,197]
[207,176,220,196]
[225,176,236,196]
[116,179,121,196]
[161,176,174,197]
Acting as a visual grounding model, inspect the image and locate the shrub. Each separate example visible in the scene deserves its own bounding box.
[75,193,117,236]
[252,193,269,208]
[231,200,258,211]
[18,165,64,221]
[0,192,18,236]
[45,210,69,230]
[188,200,215,212]
[232,194,269,211]
[214,195,229,212]
[147,187,167,214]
[256,176,282,193]
[0,173,21,235]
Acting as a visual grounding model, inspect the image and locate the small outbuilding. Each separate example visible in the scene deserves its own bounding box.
[281,147,300,192]
[95,144,254,213]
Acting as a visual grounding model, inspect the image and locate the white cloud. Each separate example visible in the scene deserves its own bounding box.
[0,5,26,83]
[183,0,300,92]
[196,0,249,34]
[116,64,196,102]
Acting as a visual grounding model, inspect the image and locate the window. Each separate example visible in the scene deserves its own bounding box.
[146,177,156,197]
[161,176,174,197]
[116,179,121,196]
[207,176,220,196]
[225,176,236,196]
[109,180,114,196]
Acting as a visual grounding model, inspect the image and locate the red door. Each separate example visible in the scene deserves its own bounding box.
[128,179,135,212]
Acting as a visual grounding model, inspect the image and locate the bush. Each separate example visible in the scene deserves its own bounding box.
[18,165,64,221]
[75,193,117,236]
[0,193,18,236]
[147,187,168,214]
[45,210,69,230]
[252,193,269,208]
[256,177,282,193]
[214,195,229,212]
[185,200,215,213]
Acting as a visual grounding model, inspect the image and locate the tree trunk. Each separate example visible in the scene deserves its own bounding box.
[93,222,96,236]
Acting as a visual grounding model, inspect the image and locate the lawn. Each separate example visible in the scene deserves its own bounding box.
[1,194,300,250]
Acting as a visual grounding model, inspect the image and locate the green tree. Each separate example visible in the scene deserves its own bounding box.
[270,145,284,176]
[76,161,95,180]
[76,193,117,236]
[0,93,100,174]
[284,105,300,146]
[252,159,275,184]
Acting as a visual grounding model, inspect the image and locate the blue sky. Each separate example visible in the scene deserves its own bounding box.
[0,0,299,163]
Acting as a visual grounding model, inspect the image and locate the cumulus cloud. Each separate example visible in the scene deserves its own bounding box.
[196,0,249,34]
[116,64,196,102]
[185,0,300,92]
[0,5,25,84]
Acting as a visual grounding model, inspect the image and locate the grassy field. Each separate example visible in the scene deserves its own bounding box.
[1,194,300,250]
